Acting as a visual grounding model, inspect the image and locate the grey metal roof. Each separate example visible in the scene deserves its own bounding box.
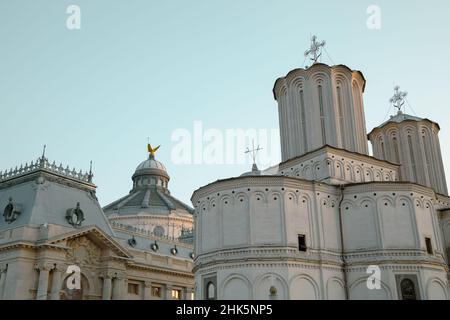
[0,165,114,236]
[103,187,194,215]
[103,154,193,216]
[368,112,440,137]
[378,112,424,127]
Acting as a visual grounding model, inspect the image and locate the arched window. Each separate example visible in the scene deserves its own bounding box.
[207,282,216,300]
[400,279,417,300]
[337,86,345,148]
[318,85,326,145]
[392,137,400,164]
[407,135,417,181]
[379,138,386,159]
[422,134,435,187]
[300,90,308,152]
[153,225,165,237]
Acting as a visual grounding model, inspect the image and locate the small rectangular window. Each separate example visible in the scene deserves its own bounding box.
[298,234,307,252]
[128,283,139,295]
[171,289,181,300]
[425,237,433,254]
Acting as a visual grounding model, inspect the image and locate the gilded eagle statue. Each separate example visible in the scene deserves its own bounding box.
[147,143,160,158]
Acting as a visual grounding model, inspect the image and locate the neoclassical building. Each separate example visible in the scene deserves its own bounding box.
[192,39,450,300]
[0,147,194,300]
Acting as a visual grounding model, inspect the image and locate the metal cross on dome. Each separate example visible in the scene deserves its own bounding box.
[245,140,262,167]
[390,85,408,113]
[304,35,326,64]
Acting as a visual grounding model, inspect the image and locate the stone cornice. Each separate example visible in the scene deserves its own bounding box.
[191,176,337,204]
[272,63,366,100]
[125,261,194,279]
[368,116,441,137]
[279,145,399,171]
[0,241,36,252]
[194,247,448,273]
[343,181,438,199]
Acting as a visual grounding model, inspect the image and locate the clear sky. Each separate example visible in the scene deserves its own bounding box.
[1,0,450,206]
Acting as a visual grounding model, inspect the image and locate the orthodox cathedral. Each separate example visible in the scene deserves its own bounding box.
[1,36,450,300]
[0,145,194,300]
[192,37,450,300]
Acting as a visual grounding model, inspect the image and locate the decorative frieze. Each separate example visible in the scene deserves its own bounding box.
[0,156,93,185]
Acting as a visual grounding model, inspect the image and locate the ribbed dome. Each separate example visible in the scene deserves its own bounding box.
[136,157,167,172]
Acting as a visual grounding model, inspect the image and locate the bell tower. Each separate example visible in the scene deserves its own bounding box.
[368,86,448,195]
[273,36,369,161]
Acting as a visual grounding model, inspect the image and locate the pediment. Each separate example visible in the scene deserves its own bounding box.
[43,225,131,260]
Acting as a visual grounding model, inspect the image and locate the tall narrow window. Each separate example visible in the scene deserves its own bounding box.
[423,135,434,186]
[298,234,307,252]
[380,140,386,159]
[392,137,400,164]
[171,289,181,300]
[425,237,433,254]
[407,135,417,181]
[207,282,216,300]
[300,90,308,152]
[337,86,345,148]
[318,85,326,145]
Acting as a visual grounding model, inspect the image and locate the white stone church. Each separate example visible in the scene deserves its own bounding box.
[192,38,450,300]
[1,37,449,300]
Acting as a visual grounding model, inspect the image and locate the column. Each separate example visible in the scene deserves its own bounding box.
[50,265,64,300]
[0,265,6,300]
[112,275,125,300]
[165,284,173,300]
[36,263,51,300]
[144,281,152,300]
[101,275,112,300]
[186,288,194,300]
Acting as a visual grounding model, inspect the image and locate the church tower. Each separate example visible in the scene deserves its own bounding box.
[273,36,369,161]
[368,86,448,195]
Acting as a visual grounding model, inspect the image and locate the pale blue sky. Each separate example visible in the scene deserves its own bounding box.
[1,0,450,206]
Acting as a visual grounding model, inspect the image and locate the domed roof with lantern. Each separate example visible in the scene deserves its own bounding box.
[103,144,193,217]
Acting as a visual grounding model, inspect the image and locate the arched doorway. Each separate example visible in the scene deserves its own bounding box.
[400,278,417,300]
[60,273,90,300]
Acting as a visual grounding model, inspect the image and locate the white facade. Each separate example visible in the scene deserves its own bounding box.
[193,62,450,300]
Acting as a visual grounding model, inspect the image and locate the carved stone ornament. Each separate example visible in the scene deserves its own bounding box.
[3,197,22,224]
[66,236,101,266]
[66,202,85,227]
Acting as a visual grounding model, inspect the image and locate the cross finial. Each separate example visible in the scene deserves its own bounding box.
[245,139,262,171]
[304,35,326,64]
[390,85,408,114]
[87,160,94,182]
